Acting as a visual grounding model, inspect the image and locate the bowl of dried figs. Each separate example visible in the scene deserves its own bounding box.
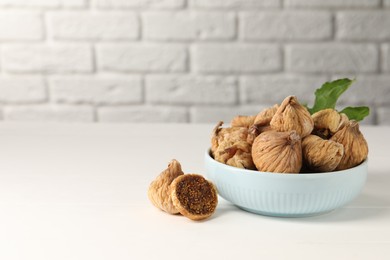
[204,79,369,217]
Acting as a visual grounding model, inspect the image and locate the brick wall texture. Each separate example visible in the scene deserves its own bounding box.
[0,0,389,124]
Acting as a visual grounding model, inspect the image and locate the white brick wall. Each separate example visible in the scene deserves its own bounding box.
[0,76,46,103]
[2,44,93,73]
[193,44,281,73]
[0,1,388,125]
[286,44,378,73]
[284,0,380,8]
[240,75,328,104]
[377,107,390,125]
[189,0,281,9]
[0,0,86,8]
[336,11,390,40]
[143,12,235,41]
[48,12,139,40]
[97,44,186,72]
[240,11,331,40]
[335,75,390,107]
[382,44,390,72]
[190,105,266,123]
[93,0,184,9]
[98,106,187,122]
[0,12,43,40]
[146,75,237,105]
[50,76,142,105]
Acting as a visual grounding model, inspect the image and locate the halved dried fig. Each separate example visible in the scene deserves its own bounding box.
[148,159,184,214]
[171,174,218,221]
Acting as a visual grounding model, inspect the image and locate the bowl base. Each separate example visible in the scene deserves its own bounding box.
[237,205,334,218]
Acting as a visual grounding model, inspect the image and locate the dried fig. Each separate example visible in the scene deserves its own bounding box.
[312,109,349,139]
[244,105,278,144]
[171,174,218,221]
[246,124,272,145]
[231,115,256,128]
[252,130,302,173]
[211,121,247,154]
[270,96,314,138]
[331,120,368,170]
[253,104,279,126]
[148,159,184,214]
[211,121,255,169]
[302,135,344,172]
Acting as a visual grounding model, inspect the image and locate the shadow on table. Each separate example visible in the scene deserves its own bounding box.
[292,207,389,223]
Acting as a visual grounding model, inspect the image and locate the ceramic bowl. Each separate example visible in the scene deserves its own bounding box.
[204,149,367,217]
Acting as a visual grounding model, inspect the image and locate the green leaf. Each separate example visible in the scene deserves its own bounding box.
[340,106,370,122]
[308,78,354,114]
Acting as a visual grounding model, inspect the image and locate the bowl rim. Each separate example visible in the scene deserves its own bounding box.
[205,148,367,178]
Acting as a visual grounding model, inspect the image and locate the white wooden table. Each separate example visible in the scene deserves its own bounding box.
[0,123,389,260]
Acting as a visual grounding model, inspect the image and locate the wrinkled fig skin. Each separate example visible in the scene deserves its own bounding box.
[252,130,302,173]
[211,121,248,156]
[238,104,279,144]
[254,104,279,126]
[270,96,314,138]
[211,121,224,154]
[302,135,344,172]
[231,115,256,128]
[211,121,256,170]
[148,160,184,214]
[246,124,272,145]
[331,121,369,171]
[312,109,349,139]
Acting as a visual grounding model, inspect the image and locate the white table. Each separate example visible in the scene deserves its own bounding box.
[0,123,389,260]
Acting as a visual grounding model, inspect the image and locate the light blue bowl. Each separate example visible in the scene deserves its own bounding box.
[204,150,367,217]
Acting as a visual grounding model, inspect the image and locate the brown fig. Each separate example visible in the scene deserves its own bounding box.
[253,104,279,126]
[171,174,218,221]
[270,96,314,138]
[331,121,368,170]
[302,135,344,172]
[252,130,302,173]
[245,105,279,144]
[246,124,272,145]
[211,121,255,169]
[148,159,184,214]
[312,109,349,139]
[231,115,256,128]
